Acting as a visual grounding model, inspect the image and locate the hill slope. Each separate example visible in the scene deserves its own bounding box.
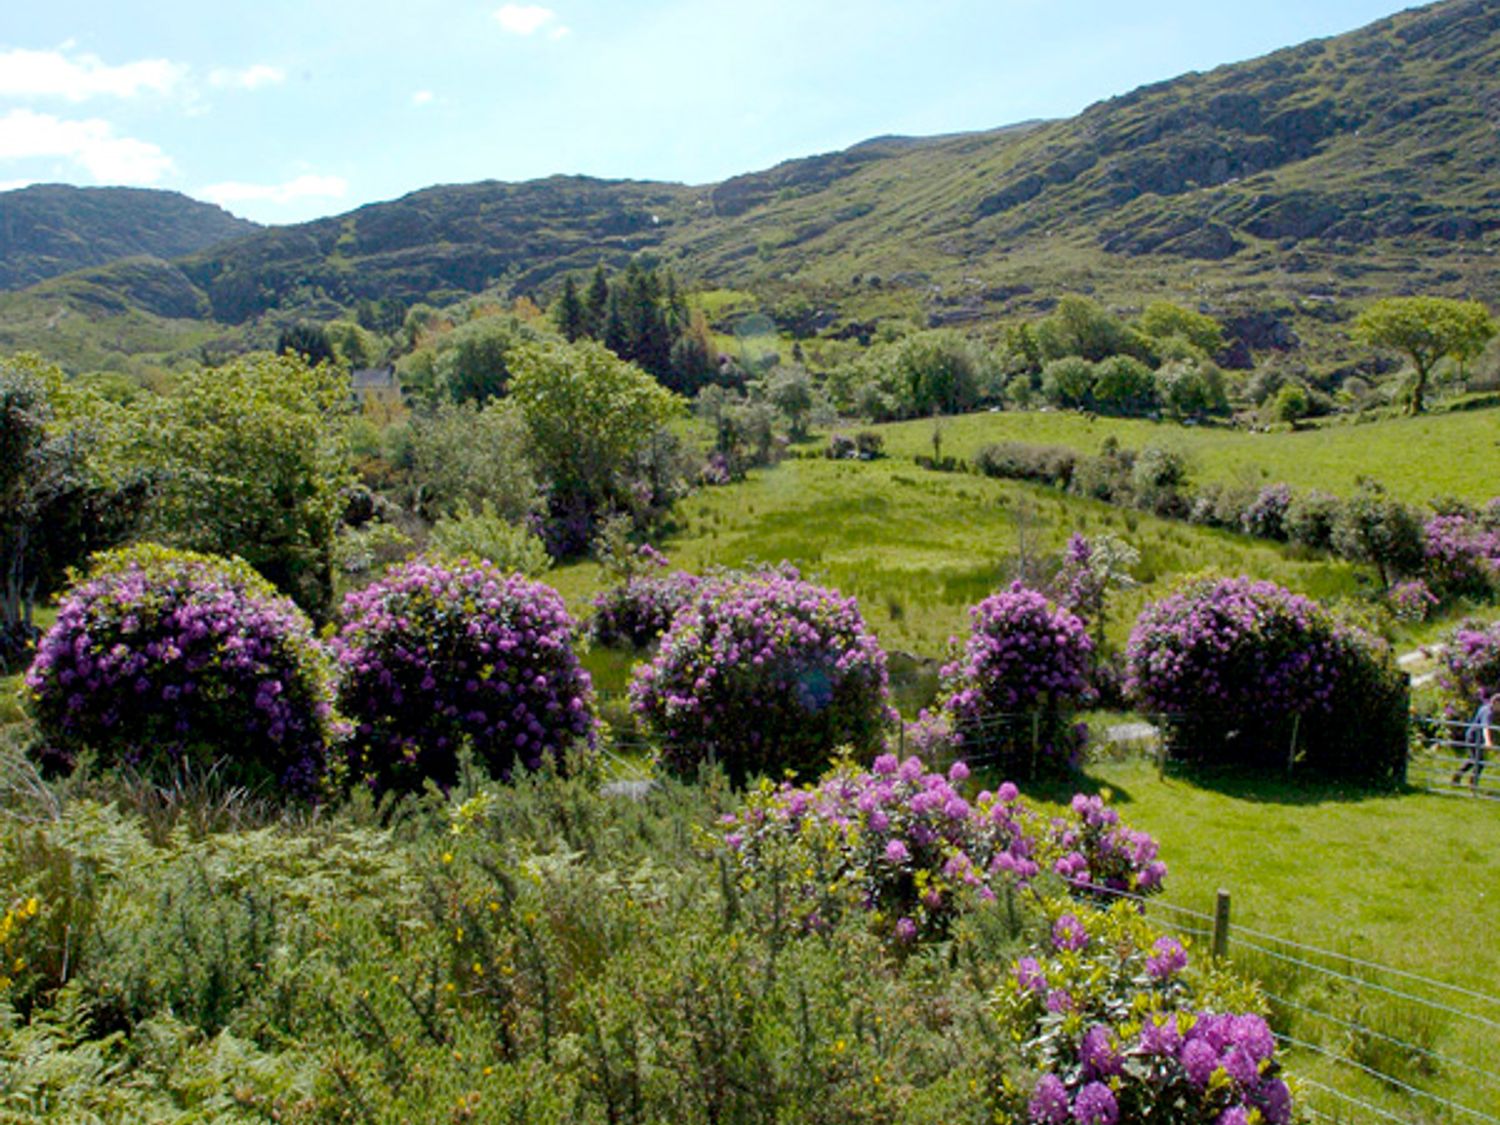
[0,185,258,291]
[1,0,1497,371]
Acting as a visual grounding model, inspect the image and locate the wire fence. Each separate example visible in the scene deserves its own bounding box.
[1409,715,1500,803]
[1072,879,1500,1124]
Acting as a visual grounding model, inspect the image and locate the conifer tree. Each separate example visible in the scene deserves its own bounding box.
[554,276,587,342]
[584,264,610,339]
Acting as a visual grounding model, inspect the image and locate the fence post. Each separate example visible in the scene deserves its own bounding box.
[1286,713,1300,776]
[1211,889,1231,961]
[1031,713,1040,777]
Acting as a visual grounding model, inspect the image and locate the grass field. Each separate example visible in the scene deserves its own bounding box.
[871,405,1500,504]
[552,456,1366,691]
[1033,756,1500,1119]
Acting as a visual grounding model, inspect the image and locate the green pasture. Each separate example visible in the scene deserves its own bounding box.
[1041,756,1500,1119]
[871,406,1500,504]
[554,456,1365,682]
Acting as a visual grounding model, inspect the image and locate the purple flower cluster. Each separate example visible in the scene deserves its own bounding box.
[588,570,701,649]
[720,755,1165,941]
[1004,905,1293,1125]
[1054,534,1107,626]
[721,755,1038,941]
[1423,512,1500,597]
[631,571,893,784]
[1048,793,1166,901]
[927,583,1093,775]
[1241,483,1293,541]
[333,557,595,793]
[1127,577,1343,721]
[25,544,336,795]
[1387,578,1439,623]
[1438,619,1500,719]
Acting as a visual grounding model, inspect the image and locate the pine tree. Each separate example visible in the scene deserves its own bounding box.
[584,264,610,339]
[554,276,587,342]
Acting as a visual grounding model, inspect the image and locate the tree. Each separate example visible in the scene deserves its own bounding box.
[766,366,815,440]
[145,353,354,619]
[1090,355,1157,416]
[890,329,987,416]
[276,322,336,367]
[584,263,610,338]
[553,276,587,342]
[1041,356,1096,410]
[433,315,544,404]
[1136,301,1224,357]
[1035,296,1131,363]
[397,399,538,522]
[509,341,684,548]
[1354,296,1496,415]
[1331,480,1424,588]
[1,358,143,664]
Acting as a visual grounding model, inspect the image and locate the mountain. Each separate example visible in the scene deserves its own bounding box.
[0,185,258,291]
[2,0,1496,373]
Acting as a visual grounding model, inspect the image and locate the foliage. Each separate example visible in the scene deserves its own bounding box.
[1136,301,1224,357]
[25,544,337,795]
[765,364,816,439]
[508,340,685,552]
[631,570,893,784]
[1330,481,1424,589]
[589,569,701,649]
[333,556,595,793]
[429,499,551,576]
[430,314,548,404]
[0,357,145,666]
[1354,297,1496,415]
[1386,578,1438,623]
[1090,354,1158,416]
[1421,510,1500,598]
[924,584,1093,776]
[143,352,353,619]
[1154,358,1228,421]
[275,321,335,367]
[1041,356,1095,411]
[995,900,1291,1125]
[1127,576,1407,780]
[1284,489,1340,551]
[396,398,538,523]
[1242,483,1294,541]
[1036,297,1137,364]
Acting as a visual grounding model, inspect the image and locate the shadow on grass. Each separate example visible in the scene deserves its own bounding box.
[1147,760,1408,807]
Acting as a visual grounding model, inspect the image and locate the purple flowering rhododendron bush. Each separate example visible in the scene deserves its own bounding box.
[630,571,893,784]
[1438,618,1500,720]
[718,754,1164,943]
[997,901,1295,1124]
[25,544,337,795]
[920,583,1093,776]
[588,569,701,648]
[334,556,595,793]
[1422,510,1500,598]
[1127,577,1407,782]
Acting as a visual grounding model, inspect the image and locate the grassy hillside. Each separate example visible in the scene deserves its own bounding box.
[0,185,256,291]
[873,403,1500,504]
[3,0,1498,375]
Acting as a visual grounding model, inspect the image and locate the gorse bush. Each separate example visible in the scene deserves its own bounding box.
[26,545,336,795]
[1127,576,1407,781]
[996,900,1292,1125]
[333,556,595,793]
[924,583,1093,776]
[631,570,892,784]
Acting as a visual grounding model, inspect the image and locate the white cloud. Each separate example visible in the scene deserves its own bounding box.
[0,108,173,183]
[0,47,184,101]
[208,64,285,91]
[198,173,349,208]
[0,179,33,193]
[411,89,435,107]
[549,25,572,40]
[494,4,559,35]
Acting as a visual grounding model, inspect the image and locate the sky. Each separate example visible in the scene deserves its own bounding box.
[0,0,1415,225]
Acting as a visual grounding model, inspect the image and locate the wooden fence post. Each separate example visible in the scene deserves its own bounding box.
[1212,889,1232,961]
[1287,713,1300,776]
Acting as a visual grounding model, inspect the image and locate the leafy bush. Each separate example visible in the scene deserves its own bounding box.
[926,584,1093,776]
[974,442,1077,488]
[334,557,595,792]
[1387,578,1439,623]
[996,900,1291,1125]
[429,499,551,576]
[1090,354,1158,416]
[1284,489,1341,551]
[1041,356,1096,410]
[26,545,336,795]
[1127,576,1407,780]
[630,570,892,784]
[1331,482,1424,588]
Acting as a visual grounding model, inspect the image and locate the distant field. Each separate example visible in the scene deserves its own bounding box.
[553,456,1364,680]
[870,406,1500,504]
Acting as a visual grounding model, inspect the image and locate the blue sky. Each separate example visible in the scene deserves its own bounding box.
[1,1,1412,225]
